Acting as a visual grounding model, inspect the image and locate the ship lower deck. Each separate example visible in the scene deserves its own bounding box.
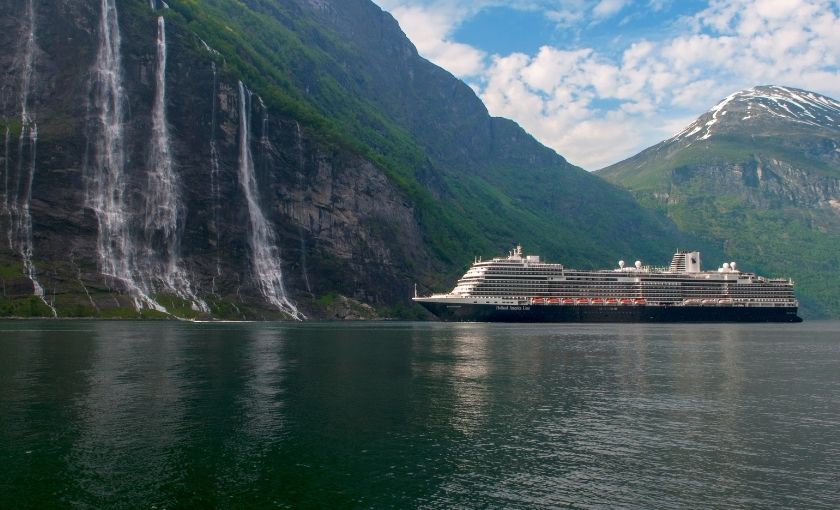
[417,301,802,323]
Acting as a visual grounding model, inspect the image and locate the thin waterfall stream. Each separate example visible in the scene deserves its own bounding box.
[237,82,303,320]
[10,0,55,315]
[146,16,206,312]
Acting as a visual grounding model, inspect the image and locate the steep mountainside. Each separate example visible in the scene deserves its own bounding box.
[600,86,840,317]
[0,0,693,319]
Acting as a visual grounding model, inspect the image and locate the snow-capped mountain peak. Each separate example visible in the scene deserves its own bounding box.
[670,85,840,144]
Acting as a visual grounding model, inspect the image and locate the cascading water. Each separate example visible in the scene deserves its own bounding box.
[237,82,303,320]
[9,0,56,316]
[294,121,305,170]
[87,0,163,312]
[3,127,9,216]
[145,16,206,312]
[209,62,222,288]
[293,122,312,294]
[9,0,37,247]
[21,125,56,315]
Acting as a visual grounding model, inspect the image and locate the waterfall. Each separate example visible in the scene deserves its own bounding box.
[21,125,56,316]
[19,0,35,129]
[87,0,164,312]
[8,0,56,316]
[3,127,9,216]
[294,121,305,170]
[209,62,221,287]
[145,16,206,312]
[9,0,38,248]
[237,82,303,320]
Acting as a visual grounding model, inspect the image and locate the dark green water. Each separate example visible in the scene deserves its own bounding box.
[1,321,839,509]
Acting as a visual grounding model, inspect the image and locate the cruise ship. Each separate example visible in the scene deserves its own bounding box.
[413,246,802,322]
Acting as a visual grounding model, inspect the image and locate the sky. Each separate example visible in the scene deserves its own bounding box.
[371,0,840,170]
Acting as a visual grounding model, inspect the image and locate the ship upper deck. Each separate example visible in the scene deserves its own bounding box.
[437,246,797,306]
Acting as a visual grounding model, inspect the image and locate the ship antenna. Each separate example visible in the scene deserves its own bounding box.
[414,283,418,298]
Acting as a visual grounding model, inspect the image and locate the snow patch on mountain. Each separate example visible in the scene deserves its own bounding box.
[669,85,840,145]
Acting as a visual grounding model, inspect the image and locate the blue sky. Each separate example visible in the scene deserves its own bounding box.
[372,0,840,169]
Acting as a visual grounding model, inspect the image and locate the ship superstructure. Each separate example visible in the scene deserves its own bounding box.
[414,246,801,322]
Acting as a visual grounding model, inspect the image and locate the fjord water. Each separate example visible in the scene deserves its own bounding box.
[1,321,838,508]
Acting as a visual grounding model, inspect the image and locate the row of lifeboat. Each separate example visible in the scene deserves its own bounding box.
[530,297,647,305]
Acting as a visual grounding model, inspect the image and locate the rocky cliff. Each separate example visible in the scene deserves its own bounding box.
[0,0,691,319]
[0,0,435,318]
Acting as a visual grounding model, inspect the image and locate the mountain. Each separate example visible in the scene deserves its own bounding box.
[599,85,840,317]
[0,0,692,319]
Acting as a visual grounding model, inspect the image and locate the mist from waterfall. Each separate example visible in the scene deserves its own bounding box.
[237,81,303,320]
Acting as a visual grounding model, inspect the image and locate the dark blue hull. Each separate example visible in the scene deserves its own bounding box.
[418,302,802,323]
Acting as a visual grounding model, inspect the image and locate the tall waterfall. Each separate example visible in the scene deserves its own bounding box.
[237,82,303,320]
[10,0,37,245]
[87,0,163,312]
[9,0,56,315]
[209,62,221,287]
[145,16,206,312]
[3,127,9,217]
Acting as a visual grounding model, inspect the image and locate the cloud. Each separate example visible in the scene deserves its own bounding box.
[592,0,628,18]
[383,3,487,76]
[375,0,840,169]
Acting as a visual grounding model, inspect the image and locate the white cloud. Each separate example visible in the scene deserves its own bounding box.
[592,0,628,18]
[384,3,487,76]
[374,0,840,169]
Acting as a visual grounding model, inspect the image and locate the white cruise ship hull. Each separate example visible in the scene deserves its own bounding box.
[416,300,802,323]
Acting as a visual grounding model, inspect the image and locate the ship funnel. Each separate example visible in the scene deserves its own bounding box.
[670,250,701,273]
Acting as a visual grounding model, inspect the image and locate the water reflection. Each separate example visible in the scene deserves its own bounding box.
[0,321,837,509]
[0,324,99,507]
[67,323,189,507]
[215,326,288,492]
[447,324,491,436]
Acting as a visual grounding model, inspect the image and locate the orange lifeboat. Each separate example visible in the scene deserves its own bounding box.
[619,298,633,305]
[634,298,647,305]
[606,298,618,305]
[548,297,560,305]
[591,297,604,305]
[532,297,545,304]
[562,298,574,305]
[575,298,590,305]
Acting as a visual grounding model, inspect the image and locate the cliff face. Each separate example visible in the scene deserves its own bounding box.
[0,0,693,319]
[0,0,430,318]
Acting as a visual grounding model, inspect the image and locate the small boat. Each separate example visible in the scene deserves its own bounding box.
[575,298,590,305]
[634,298,647,305]
[591,298,604,305]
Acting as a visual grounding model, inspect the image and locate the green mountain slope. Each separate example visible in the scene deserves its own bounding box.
[165,0,697,267]
[0,0,699,318]
[599,86,840,317]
